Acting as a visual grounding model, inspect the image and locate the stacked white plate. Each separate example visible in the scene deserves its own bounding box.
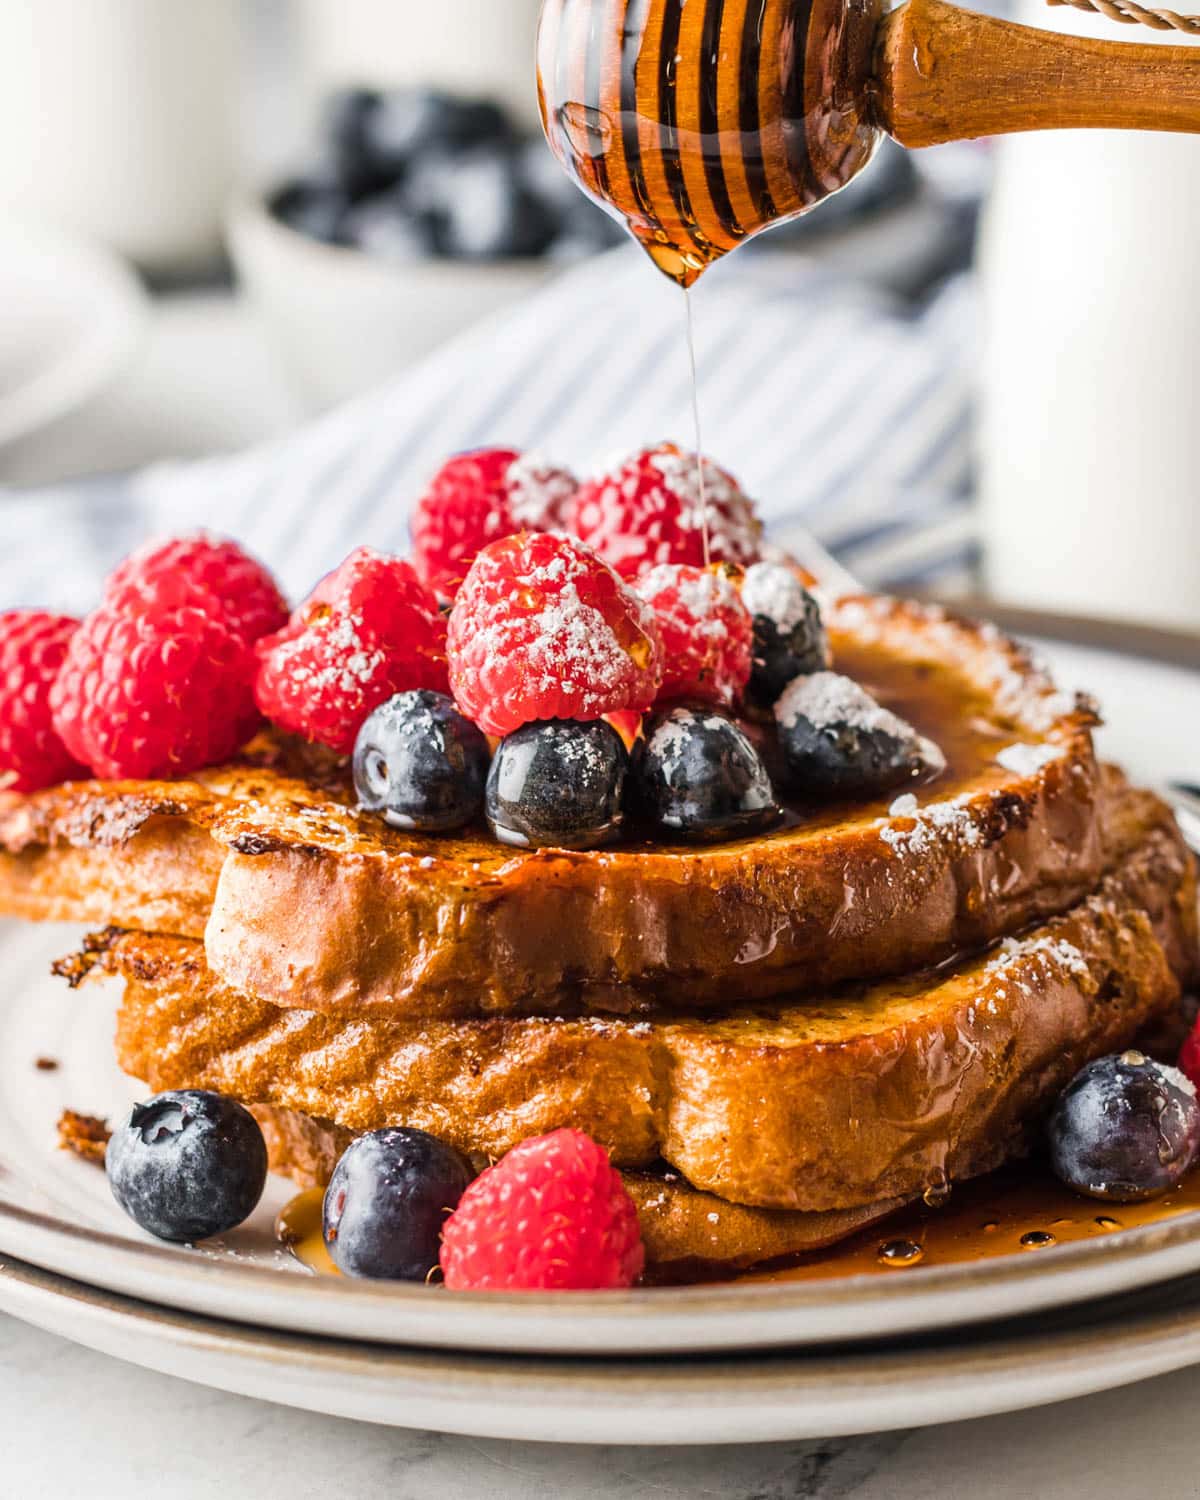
[1,627,1198,1442]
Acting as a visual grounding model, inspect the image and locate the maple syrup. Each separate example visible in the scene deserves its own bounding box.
[537,0,881,287]
[276,1162,1200,1286]
[275,1187,339,1277]
[739,1161,1200,1284]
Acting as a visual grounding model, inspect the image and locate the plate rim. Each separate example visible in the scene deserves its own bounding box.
[4,1247,1200,1443]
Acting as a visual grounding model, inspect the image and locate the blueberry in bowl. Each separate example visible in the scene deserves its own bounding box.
[1048,1050,1200,1202]
[629,705,782,843]
[741,562,831,707]
[486,719,629,849]
[323,1127,476,1281]
[105,1090,268,1243]
[774,671,945,799]
[354,689,490,832]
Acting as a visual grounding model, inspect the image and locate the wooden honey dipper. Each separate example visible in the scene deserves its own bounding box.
[537,0,1200,284]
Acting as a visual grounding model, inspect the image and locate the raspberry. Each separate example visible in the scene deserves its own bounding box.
[1180,1020,1200,1093]
[635,563,753,706]
[446,531,662,737]
[411,448,578,598]
[0,611,87,792]
[255,547,447,754]
[570,443,762,578]
[439,1129,645,1291]
[50,577,261,781]
[106,534,288,644]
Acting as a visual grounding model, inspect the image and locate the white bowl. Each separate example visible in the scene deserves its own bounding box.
[227,192,561,411]
[0,220,147,449]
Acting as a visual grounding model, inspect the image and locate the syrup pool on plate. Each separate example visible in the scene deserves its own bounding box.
[275,1164,1200,1286]
[739,1161,1200,1284]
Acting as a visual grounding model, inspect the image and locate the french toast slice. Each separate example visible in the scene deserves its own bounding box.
[79,779,1197,1214]
[3,596,1105,1019]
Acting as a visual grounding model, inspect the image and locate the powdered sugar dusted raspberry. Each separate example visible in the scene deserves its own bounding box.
[255,547,447,753]
[504,453,578,529]
[447,531,662,736]
[570,443,762,577]
[636,563,752,706]
[411,448,577,597]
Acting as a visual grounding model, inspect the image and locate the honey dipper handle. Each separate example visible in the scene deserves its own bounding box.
[874,0,1200,147]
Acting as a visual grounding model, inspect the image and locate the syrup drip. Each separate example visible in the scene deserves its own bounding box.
[683,288,709,566]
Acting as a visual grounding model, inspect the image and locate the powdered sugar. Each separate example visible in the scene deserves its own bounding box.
[504,453,577,529]
[878,793,982,856]
[996,742,1066,776]
[275,610,384,697]
[741,562,809,631]
[775,671,911,738]
[986,932,1090,979]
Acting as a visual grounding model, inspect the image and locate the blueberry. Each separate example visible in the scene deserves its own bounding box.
[486,719,628,849]
[105,1091,267,1243]
[1048,1051,1200,1202]
[321,87,387,195]
[629,706,781,843]
[741,562,830,706]
[323,1127,476,1280]
[269,177,354,245]
[774,671,944,798]
[339,188,437,263]
[354,690,489,832]
[409,145,560,260]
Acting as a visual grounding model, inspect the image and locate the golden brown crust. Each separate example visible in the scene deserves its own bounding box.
[57,1109,111,1164]
[0,597,1108,1019]
[97,784,1197,1212]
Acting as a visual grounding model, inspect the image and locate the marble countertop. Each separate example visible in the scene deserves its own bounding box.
[4,1309,1196,1498]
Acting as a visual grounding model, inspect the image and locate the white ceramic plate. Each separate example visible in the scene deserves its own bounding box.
[0,635,1196,1365]
[5,1249,1200,1442]
[0,222,147,448]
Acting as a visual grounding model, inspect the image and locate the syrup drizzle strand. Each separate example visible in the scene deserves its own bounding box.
[683,287,709,565]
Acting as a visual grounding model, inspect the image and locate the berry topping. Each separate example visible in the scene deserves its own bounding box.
[353,689,490,832]
[1180,1017,1200,1093]
[105,1090,268,1243]
[630,705,781,843]
[0,610,86,792]
[51,577,261,781]
[774,672,945,798]
[486,718,628,849]
[106,534,288,644]
[741,562,831,705]
[570,443,762,578]
[439,1128,644,1291]
[635,564,753,707]
[446,531,662,737]
[255,547,448,755]
[411,447,578,598]
[1048,1051,1200,1202]
[323,1127,476,1281]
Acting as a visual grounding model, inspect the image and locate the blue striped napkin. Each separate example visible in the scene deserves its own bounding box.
[0,246,975,610]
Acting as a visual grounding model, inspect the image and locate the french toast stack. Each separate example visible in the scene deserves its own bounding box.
[3,589,1197,1275]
